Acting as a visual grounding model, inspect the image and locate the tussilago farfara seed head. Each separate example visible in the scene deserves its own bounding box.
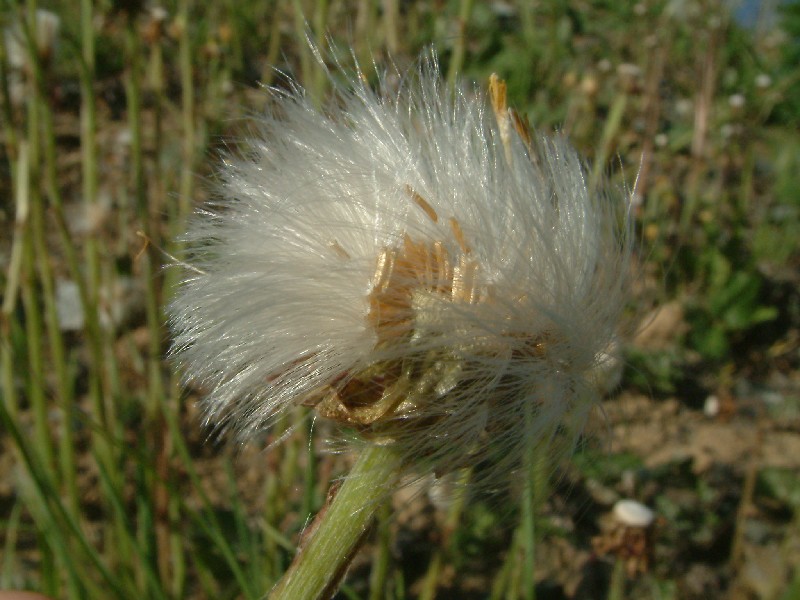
[168,59,632,490]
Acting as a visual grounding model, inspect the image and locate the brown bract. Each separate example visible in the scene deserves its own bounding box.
[305,186,485,427]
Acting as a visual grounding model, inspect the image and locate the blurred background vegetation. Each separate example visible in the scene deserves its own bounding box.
[0,0,798,598]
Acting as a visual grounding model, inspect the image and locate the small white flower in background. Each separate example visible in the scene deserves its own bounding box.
[3,9,60,69]
[728,93,746,110]
[754,73,772,89]
[3,9,60,105]
[169,58,632,488]
[56,279,84,332]
[594,499,656,576]
[613,499,655,528]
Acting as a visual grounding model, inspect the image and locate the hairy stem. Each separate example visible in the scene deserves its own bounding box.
[269,444,404,600]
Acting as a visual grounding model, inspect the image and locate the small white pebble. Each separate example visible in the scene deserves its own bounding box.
[675,98,694,117]
[56,279,84,331]
[150,6,169,21]
[704,394,720,417]
[617,63,642,79]
[729,93,746,109]
[755,73,772,89]
[490,1,517,18]
[613,499,655,528]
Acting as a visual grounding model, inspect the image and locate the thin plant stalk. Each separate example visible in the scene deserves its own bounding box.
[167,385,187,598]
[289,0,327,106]
[303,418,321,520]
[22,11,80,515]
[446,0,473,90]
[93,453,171,599]
[0,393,125,599]
[607,558,626,600]
[520,480,537,600]
[0,28,18,159]
[519,403,549,600]
[178,0,195,221]
[21,53,56,475]
[39,51,106,418]
[79,0,102,361]
[418,469,471,600]
[311,0,330,101]
[419,547,445,600]
[290,0,311,81]
[382,0,399,55]
[126,20,171,584]
[488,538,513,600]
[1,502,22,586]
[30,124,77,507]
[131,16,182,589]
[268,444,405,600]
[263,473,282,573]
[590,92,627,191]
[354,0,376,68]
[262,1,283,87]
[368,500,393,600]
[162,396,263,600]
[731,419,763,567]
[1,141,29,423]
[77,0,119,498]
[507,529,524,599]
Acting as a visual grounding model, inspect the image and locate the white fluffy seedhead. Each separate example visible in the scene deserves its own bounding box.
[168,58,632,490]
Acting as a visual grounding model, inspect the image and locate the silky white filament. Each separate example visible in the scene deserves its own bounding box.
[168,57,632,489]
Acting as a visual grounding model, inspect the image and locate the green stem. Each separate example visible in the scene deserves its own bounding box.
[520,411,547,600]
[178,0,195,221]
[21,25,57,475]
[269,444,404,600]
[382,0,399,55]
[311,0,329,101]
[446,0,474,90]
[26,24,79,517]
[590,92,627,191]
[368,500,392,600]
[419,469,470,600]
[607,558,626,600]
